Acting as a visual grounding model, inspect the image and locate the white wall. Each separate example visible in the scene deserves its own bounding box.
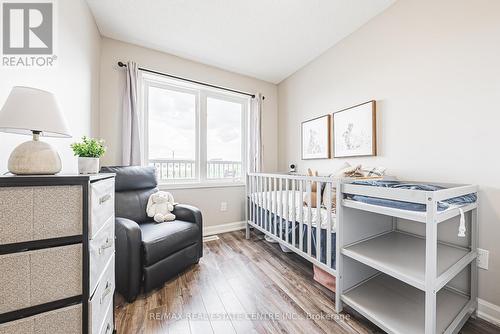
[99,38,278,228]
[278,0,500,307]
[0,0,101,173]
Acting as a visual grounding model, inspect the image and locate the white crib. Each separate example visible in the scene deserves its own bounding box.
[245,172,339,277]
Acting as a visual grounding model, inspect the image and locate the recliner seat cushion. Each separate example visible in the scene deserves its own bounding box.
[140,220,200,266]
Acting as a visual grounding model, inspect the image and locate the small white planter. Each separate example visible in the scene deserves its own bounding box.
[78,157,100,174]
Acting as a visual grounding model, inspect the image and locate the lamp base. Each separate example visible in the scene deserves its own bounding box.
[8,135,62,175]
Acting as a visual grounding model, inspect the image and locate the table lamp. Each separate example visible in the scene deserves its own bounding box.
[0,86,71,174]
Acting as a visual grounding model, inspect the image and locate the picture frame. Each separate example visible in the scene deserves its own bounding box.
[301,114,331,160]
[333,100,376,158]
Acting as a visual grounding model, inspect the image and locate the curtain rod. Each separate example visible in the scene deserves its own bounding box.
[117,61,264,99]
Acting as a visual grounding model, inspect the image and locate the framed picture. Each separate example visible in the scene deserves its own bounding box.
[333,100,376,158]
[301,115,331,160]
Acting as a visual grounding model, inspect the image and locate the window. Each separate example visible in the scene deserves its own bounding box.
[206,97,243,179]
[142,74,248,185]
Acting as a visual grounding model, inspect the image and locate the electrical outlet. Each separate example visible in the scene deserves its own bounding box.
[220,202,227,212]
[477,248,489,270]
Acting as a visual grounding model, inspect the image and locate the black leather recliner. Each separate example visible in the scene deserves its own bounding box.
[101,166,203,302]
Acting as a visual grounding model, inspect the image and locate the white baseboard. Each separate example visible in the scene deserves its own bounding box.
[478,298,500,326]
[203,221,246,236]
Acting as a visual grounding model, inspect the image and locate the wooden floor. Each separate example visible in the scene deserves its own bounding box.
[115,231,500,334]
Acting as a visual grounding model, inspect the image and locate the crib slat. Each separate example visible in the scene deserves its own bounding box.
[299,180,304,251]
[247,174,250,223]
[264,176,268,231]
[264,177,271,231]
[251,175,255,224]
[252,176,258,224]
[270,177,273,231]
[326,182,333,268]
[267,176,271,231]
[262,176,265,228]
[279,177,283,240]
[307,180,312,256]
[316,181,322,262]
[245,174,249,227]
[262,176,266,230]
[271,177,274,231]
[273,177,278,236]
[255,175,259,226]
[254,175,258,226]
[256,175,260,227]
[291,179,296,247]
[259,175,264,228]
[285,178,289,243]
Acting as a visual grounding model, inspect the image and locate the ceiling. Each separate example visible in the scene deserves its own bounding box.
[86,0,395,83]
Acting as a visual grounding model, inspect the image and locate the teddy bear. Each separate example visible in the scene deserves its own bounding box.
[146,191,176,223]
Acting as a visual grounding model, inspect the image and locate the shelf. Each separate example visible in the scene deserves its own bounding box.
[342,231,471,291]
[342,199,477,223]
[342,274,470,334]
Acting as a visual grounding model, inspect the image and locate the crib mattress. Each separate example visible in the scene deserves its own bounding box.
[250,191,336,231]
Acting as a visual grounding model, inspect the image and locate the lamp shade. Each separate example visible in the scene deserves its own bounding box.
[0,86,71,138]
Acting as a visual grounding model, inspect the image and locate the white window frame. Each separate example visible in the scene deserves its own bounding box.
[141,73,248,189]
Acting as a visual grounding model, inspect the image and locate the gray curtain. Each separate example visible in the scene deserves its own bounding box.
[122,61,143,166]
[248,93,263,173]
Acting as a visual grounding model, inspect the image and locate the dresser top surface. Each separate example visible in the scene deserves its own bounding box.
[0,173,114,185]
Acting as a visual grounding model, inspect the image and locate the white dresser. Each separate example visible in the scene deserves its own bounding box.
[0,174,116,334]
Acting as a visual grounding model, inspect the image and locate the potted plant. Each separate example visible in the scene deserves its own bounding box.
[71,136,106,174]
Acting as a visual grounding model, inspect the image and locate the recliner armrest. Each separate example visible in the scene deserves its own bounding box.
[115,217,142,302]
[173,204,202,227]
[173,204,203,258]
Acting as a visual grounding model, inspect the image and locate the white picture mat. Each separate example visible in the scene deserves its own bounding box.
[333,102,375,157]
[302,116,330,159]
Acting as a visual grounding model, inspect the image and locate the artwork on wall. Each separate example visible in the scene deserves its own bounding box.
[301,115,331,160]
[333,100,376,158]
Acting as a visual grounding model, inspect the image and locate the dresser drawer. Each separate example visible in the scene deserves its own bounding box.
[89,254,114,334]
[98,300,114,334]
[0,187,33,245]
[34,186,83,240]
[0,250,30,313]
[89,216,115,295]
[0,186,82,245]
[90,179,115,239]
[0,304,82,334]
[0,244,82,313]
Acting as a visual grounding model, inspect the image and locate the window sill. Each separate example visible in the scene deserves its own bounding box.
[158,182,246,190]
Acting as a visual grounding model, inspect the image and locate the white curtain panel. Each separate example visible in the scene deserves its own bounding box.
[248,93,263,173]
[122,61,143,166]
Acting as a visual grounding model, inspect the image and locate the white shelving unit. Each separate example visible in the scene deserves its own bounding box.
[336,181,478,334]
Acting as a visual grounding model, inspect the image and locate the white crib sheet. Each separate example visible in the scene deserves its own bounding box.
[250,191,336,231]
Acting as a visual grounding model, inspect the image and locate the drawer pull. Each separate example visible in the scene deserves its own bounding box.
[105,323,112,334]
[98,238,113,255]
[99,194,112,205]
[100,281,113,305]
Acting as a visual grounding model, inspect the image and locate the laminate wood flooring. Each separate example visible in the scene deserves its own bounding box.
[115,231,500,334]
